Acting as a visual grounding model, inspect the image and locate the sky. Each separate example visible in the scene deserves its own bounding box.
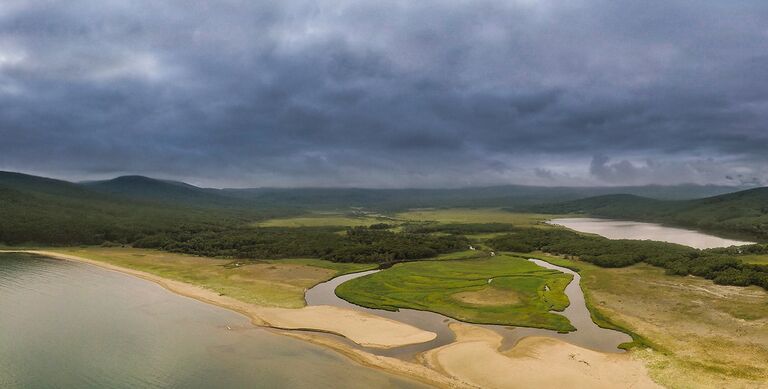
[1,1,767,188]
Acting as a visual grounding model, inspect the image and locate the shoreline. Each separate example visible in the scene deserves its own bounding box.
[1,250,660,388]
[1,250,459,388]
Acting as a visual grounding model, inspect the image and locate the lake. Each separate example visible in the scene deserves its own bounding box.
[549,218,753,249]
[0,253,425,389]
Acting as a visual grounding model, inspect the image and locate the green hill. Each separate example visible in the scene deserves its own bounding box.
[84,175,248,207]
[0,172,253,245]
[533,188,768,241]
[223,184,743,211]
[0,170,758,245]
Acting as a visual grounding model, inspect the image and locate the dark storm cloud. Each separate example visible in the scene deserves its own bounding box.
[1,0,767,187]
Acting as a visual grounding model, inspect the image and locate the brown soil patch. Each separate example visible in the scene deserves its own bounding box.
[452,287,520,306]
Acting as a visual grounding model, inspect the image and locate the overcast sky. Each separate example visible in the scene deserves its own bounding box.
[1,1,767,188]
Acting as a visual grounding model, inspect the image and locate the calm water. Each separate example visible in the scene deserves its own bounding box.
[306,259,630,356]
[0,253,425,389]
[549,218,753,249]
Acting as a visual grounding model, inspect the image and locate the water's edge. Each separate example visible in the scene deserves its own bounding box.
[305,257,631,358]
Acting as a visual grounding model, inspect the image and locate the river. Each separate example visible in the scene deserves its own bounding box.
[0,253,425,389]
[306,217,750,357]
[306,258,632,358]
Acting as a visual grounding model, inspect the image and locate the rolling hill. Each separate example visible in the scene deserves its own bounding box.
[532,188,768,241]
[0,172,260,245]
[0,170,758,245]
[83,175,248,207]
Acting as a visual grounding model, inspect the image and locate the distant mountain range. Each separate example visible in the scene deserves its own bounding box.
[1,170,764,245]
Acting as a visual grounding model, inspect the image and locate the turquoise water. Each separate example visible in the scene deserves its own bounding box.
[0,253,426,389]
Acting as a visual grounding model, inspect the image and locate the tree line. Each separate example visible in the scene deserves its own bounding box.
[489,227,768,290]
[135,226,469,263]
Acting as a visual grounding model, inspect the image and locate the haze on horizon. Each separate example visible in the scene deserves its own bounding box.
[1,1,767,189]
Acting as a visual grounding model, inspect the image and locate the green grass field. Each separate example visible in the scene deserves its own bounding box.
[741,254,768,265]
[336,254,575,331]
[521,251,768,387]
[396,208,555,226]
[49,247,376,308]
[255,212,397,227]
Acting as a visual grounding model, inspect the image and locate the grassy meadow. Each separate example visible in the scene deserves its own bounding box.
[524,251,768,388]
[51,247,375,308]
[396,208,554,226]
[255,212,396,228]
[741,254,768,265]
[336,254,575,331]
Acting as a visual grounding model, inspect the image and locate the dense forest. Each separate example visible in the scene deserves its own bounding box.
[3,170,768,284]
[135,226,469,263]
[489,227,768,290]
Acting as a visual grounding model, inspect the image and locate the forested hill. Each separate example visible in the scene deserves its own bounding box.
[83,175,249,207]
[0,170,756,246]
[222,184,743,210]
[0,172,275,245]
[531,187,768,241]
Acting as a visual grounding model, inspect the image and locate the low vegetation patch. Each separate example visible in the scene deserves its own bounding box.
[396,209,553,226]
[336,254,575,331]
[452,287,521,306]
[536,254,768,387]
[255,212,397,228]
[50,247,375,308]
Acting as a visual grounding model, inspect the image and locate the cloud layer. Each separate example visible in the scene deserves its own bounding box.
[1,0,767,187]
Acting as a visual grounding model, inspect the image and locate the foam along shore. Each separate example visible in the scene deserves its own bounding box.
[1,250,435,349]
[422,323,660,389]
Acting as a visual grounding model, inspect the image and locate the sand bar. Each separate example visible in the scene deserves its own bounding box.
[2,250,661,388]
[423,323,660,389]
[0,250,435,349]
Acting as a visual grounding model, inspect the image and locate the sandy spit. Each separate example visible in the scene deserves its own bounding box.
[1,250,435,349]
[3,250,662,389]
[422,322,661,389]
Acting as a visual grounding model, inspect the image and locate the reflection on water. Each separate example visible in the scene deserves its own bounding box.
[0,253,425,389]
[549,218,753,249]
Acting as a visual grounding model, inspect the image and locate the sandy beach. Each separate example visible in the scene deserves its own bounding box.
[423,323,660,389]
[3,250,660,388]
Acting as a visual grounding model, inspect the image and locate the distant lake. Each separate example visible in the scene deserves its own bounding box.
[549,218,753,249]
[0,253,424,389]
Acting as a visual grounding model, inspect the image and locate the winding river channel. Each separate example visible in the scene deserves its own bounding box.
[307,217,754,358]
[306,258,632,359]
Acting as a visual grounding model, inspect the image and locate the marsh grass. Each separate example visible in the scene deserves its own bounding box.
[336,254,575,331]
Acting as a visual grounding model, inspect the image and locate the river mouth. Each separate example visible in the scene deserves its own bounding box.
[305,257,632,360]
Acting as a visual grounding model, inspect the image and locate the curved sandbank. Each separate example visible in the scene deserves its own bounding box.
[3,250,660,388]
[0,250,435,349]
[306,258,630,357]
[423,323,660,389]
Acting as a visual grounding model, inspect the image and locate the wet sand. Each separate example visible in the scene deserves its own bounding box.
[3,250,659,388]
[423,323,660,389]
